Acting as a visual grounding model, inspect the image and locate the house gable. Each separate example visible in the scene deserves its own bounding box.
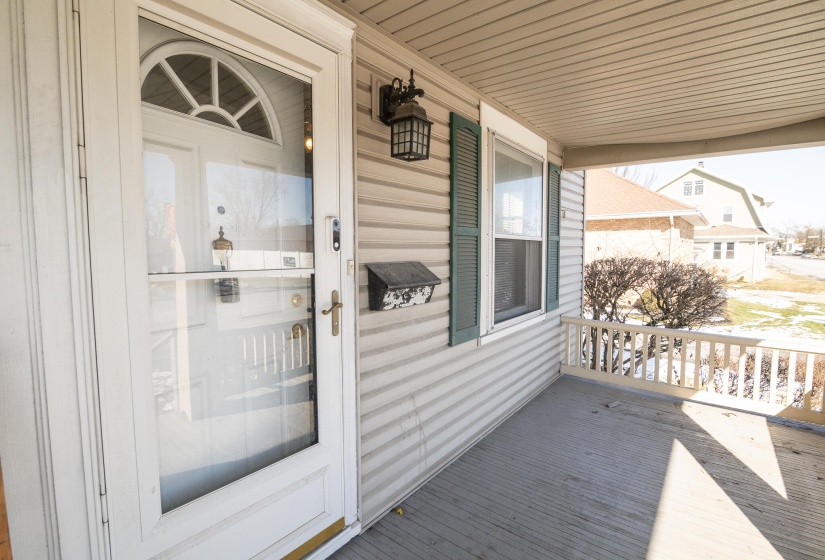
[657,167,769,231]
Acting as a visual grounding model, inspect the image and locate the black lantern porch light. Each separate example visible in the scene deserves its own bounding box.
[379,69,432,161]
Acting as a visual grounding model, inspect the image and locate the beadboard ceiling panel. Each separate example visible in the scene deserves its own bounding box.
[340,0,825,149]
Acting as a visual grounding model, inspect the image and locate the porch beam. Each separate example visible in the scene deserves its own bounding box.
[563,117,825,170]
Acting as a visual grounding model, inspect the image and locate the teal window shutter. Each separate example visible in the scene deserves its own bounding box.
[546,163,561,311]
[449,113,482,345]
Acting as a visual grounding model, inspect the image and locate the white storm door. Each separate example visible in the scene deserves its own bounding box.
[82,2,353,559]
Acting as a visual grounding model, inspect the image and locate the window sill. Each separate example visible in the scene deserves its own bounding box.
[478,312,546,346]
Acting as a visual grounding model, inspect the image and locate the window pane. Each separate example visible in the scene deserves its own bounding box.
[142,26,311,274]
[237,102,273,139]
[141,16,318,515]
[683,181,692,196]
[726,242,735,259]
[142,65,192,113]
[722,205,733,223]
[150,277,317,513]
[166,54,212,106]
[218,62,255,115]
[494,239,541,323]
[195,111,234,128]
[713,242,722,259]
[494,140,543,237]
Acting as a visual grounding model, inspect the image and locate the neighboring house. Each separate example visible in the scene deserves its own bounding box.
[657,165,774,282]
[585,169,707,263]
[3,1,824,559]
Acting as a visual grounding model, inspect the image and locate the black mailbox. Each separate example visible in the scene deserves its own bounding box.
[365,262,442,311]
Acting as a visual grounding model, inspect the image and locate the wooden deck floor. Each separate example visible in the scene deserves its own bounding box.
[331,376,825,560]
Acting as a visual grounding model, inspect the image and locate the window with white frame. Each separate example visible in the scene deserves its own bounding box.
[493,139,544,324]
[722,204,734,223]
[713,241,735,259]
[683,181,692,196]
[694,180,704,195]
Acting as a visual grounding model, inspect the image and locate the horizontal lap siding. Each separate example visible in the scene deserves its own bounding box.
[355,36,584,526]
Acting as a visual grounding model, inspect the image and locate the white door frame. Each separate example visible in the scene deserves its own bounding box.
[78,0,357,557]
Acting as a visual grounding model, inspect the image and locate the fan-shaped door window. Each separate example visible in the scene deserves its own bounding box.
[141,43,281,142]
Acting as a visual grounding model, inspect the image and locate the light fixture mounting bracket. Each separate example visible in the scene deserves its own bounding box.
[379,69,425,126]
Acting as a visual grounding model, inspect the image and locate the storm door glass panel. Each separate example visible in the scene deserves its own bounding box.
[140,18,317,513]
[493,139,543,324]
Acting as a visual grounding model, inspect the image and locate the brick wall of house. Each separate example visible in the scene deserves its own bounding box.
[586,216,695,263]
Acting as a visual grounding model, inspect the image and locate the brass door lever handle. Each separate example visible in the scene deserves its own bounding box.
[321,302,343,315]
[322,290,343,336]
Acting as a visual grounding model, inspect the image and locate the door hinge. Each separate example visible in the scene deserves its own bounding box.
[99,491,109,525]
[78,143,87,180]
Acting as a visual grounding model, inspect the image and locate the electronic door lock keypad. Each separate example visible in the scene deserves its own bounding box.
[327,216,341,253]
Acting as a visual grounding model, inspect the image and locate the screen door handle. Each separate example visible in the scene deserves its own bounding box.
[321,290,343,336]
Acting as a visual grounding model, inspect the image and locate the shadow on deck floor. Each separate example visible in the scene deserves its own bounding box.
[331,376,825,560]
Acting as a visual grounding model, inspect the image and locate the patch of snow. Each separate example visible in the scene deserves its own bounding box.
[729,293,794,308]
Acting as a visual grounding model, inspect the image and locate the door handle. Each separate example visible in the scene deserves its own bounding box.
[321,290,343,336]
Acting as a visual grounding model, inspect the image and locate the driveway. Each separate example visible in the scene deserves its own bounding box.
[769,254,825,280]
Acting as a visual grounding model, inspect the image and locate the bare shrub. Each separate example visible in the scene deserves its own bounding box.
[635,261,727,330]
[584,257,651,323]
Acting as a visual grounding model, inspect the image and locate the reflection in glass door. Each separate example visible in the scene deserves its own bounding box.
[139,18,317,513]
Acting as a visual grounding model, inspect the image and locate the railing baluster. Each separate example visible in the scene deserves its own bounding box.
[769,349,779,404]
[606,328,613,375]
[680,338,688,388]
[253,335,258,367]
[291,330,296,370]
[666,336,674,386]
[629,330,637,378]
[572,324,578,368]
[654,334,661,384]
[574,324,580,368]
[694,339,702,390]
[754,348,762,402]
[642,332,650,381]
[603,327,609,372]
[282,329,287,372]
[787,351,797,406]
[804,353,814,411]
[708,341,716,392]
[298,329,304,367]
[722,343,731,396]
[615,329,623,374]
[272,331,278,373]
[737,345,746,399]
[596,327,604,372]
[585,324,592,371]
[306,324,311,366]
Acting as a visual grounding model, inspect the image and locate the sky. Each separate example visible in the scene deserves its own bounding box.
[615,146,825,231]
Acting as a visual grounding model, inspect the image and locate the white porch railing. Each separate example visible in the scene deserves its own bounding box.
[560,317,825,425]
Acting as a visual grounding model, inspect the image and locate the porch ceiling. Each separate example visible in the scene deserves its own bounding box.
[340,0,825,160]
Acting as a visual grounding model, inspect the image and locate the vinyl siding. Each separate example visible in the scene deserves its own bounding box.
[354,33,584,525]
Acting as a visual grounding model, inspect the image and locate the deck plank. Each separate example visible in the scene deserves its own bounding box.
[331,376,825,559]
